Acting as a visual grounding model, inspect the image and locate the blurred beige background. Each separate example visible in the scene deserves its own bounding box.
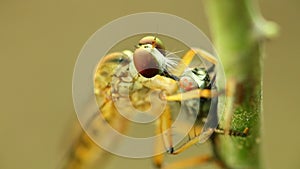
[0,0,299,169]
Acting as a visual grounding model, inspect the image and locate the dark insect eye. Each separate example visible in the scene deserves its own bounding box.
[133,48,160,78]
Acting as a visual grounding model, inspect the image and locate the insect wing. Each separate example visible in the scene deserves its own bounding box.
[92,51,132,149]
[196,50,224,143]
[177,49,224,143]
[62,52,132,169]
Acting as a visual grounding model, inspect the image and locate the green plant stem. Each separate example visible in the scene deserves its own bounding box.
[205,0,277,169]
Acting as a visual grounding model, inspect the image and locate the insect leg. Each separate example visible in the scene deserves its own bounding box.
[173,48,218,77]
[214,127,249,137]
[163,88,218,101]
[153,117,165,168]
[191,48,218,65]
[168,136,200,155]
[165,126,248,156]
[160,104,174,153]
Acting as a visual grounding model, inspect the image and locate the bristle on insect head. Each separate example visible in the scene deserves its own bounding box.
[151,37,156,48]
[138,36,165,55]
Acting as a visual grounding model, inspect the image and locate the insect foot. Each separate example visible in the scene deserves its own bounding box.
[166,147,174,154]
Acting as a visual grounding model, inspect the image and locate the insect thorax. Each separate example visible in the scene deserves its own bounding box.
[110,52,154,112]
[179,67,212,123]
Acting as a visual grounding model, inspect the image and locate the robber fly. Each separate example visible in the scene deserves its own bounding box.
[61,36,248,169]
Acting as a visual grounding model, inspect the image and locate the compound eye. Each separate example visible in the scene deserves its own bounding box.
[133,48,160,78]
